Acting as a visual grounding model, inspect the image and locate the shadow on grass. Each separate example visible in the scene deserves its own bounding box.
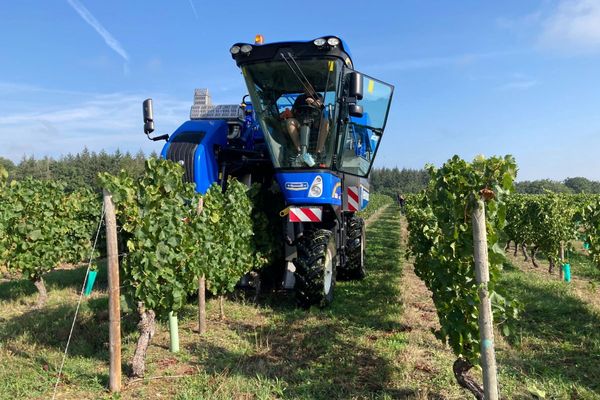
[569,252,600,281]
[187,319,416,399]
[331,210,406,331]
[501,272,600,394]
[183,207,429,399]
[0,296,137,362]
[257,208,405,331]
[0,277,36,300]
[0,261,107,301]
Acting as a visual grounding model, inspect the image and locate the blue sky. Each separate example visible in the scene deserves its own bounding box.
[1,0,600,180]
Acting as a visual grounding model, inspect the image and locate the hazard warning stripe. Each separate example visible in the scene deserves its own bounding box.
[289,207,323,222]
[347,186,359,212]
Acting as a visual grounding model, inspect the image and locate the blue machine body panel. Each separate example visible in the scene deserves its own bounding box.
[243,103,265,146]
[276,171,342,206]
[161,120,228,194]
[360,186,370,210]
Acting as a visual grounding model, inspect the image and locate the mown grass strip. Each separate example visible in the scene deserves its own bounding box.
[174,206,407,399]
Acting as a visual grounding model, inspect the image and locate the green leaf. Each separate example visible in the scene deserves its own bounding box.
[27,230,42,241]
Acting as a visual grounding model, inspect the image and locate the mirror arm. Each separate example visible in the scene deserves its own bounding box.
[142,98,168,141]
[146,133,169,142]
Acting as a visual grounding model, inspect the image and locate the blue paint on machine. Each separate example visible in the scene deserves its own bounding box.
[276,171,342,206]
[161,120,228,194]
[360,186,370,210]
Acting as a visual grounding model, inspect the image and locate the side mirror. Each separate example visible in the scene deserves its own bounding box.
[143,98,155,134]
[349,104,363,118]
[349,72,363,100]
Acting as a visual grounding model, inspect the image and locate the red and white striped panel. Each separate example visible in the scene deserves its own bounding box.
[289,206,323,222]
[347,186,359,212]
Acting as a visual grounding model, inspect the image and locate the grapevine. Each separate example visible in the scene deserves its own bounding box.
[404,155,520,396]
[100,158,268,376]
[0,178,99,308]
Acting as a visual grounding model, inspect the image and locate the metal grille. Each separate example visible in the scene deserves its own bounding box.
[166,132,205,183]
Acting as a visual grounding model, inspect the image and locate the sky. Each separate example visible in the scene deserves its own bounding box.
[1,0,600,181]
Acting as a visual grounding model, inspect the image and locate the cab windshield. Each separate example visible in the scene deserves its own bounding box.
[242,58,342,169]
[337,71,393,177]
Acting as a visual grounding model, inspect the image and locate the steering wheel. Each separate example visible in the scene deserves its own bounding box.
[293,95,322,121]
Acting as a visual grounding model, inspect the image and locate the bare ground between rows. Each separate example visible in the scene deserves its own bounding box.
[393,216,475,399]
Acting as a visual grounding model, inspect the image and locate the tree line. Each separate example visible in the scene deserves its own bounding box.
[0,148,157,192]
[2,150,600,195]
[370,166,600,195]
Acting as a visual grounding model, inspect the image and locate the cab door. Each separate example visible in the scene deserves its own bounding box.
[336,70,394,177]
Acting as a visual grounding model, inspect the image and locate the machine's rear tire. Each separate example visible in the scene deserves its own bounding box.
[338,215,366,281]
[294,229,336,308]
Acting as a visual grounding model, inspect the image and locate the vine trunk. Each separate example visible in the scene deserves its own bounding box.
[548,258,555,274]
[521,244,529,261]
[453,358,484,399]
[33,276,47,309]
[132,303,156,377]
[219,295,225,320]
[531,246,540,268]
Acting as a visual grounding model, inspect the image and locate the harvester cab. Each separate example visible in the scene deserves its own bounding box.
[144,36,393,307]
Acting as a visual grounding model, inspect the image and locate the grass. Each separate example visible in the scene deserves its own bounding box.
[569,251,600,282]
[0,207,412,399]
[499,245,600,399]
[2,208,600,399]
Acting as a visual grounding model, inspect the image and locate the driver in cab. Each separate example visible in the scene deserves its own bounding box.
[279,93,330,166]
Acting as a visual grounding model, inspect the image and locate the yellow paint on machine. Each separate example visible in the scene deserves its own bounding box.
[368,79,375,94]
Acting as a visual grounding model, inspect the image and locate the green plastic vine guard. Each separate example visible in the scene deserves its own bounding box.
[84,270,98,296]
[562,263,571,282]
[169,311,180,353]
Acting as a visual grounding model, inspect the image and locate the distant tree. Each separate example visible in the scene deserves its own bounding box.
[370,167,429,194]
[515,179,573,194]
[564,177,600,194]
[0,157,15,174]
[9,149,149,192]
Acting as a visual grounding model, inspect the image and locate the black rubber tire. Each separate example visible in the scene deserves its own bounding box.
[338,214,366,281]
[294,229,336,308]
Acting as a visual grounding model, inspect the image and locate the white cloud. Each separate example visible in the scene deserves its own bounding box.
[496,12,542,31]
[0,91,190,161]
[188,0,199,20]
[66,0,130,62]
[0,81,92,97]
[540,0,600,53]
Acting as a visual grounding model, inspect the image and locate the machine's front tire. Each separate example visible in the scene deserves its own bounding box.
[338,215,366,281]
[294,229,336,308]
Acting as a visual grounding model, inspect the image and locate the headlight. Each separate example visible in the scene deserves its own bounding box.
[230,45,240,55]
[327,37,340,47]
[241,44,253,54]
[308,176,323,197]
[314,38,326,46]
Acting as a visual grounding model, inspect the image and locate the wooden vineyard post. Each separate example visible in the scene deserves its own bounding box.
[559,242,565,281]
[104,190,121,393]
[197,197,207,335]
[471,197,499,400]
